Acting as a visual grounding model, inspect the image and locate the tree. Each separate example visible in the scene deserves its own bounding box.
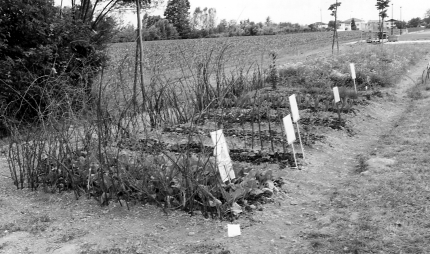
[190,7,203,30]
[376,0,390,42]
[143,18,179,40]
[217,19,228,33]
[328,20,341,29]
[0,0,112,131]
[424,9,430,27]
[407,17,422,27]
[351,18,357,30]
[395,20,407,29]
[266,16,272,26]
[164,0,191,38]
[329,1,341,54]
[207,8,217,30]
[190,7,217,32]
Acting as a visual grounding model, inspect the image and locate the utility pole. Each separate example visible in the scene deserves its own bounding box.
[400,6,402,22]
[391,3,394,35]
[400,6,402,34]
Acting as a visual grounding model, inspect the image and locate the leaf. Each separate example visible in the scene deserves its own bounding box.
[249,188,264,197]
[103,177,112,190]
[243,179,258,189]
[231,202,242,216]
[230,186,247,201]
[264,180,275,190]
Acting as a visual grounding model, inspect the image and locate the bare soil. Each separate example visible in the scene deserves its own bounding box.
[1,45,429,254]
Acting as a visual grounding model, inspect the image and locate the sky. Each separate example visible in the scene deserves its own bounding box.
[55,0,429,26]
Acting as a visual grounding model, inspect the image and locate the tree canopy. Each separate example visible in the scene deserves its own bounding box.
[351,18,357,30]
[164,0,191,38]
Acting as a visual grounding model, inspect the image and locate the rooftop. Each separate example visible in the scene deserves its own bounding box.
[343,18,365,23]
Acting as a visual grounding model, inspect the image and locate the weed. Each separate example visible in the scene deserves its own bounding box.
[407,85,424,100]
[268,51,279,89]
[355,155,369,173]
[0,223,22,237]
[310,240,324,249]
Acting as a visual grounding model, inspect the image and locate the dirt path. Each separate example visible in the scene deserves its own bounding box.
[0,53,429,254]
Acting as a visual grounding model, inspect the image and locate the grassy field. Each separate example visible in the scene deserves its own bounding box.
[399,29,430,41]
[107,31,362,71]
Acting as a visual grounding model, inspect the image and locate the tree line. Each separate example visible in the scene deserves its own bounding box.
[114,0,430,43]
[113,0,333,43]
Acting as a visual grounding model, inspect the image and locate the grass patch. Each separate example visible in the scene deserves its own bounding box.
[304,98,430,253]
[0,214,52,237]
[407,85,425,99]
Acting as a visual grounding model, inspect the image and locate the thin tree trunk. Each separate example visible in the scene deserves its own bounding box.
[60,0,63,18]
[136,0,146,112]
[335,0,339,54]
[133,37,139,111]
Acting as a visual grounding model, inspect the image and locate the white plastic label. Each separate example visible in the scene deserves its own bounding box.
[228,224,241,237]
[289,94,300,123]
[333,87,340,103]
[350,63,356,79]
[210,130,235,182]
[283,114,296,145]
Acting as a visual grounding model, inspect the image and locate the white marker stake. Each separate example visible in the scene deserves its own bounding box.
[228,224,241,237]
[210,129,235,182]
[333,86,342,121]
[333,87,340,103]
[289,94,305,161]
[350,63,357,93]
[283,114,298,169]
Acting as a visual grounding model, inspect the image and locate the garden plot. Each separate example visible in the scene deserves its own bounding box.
[5,42,430,222]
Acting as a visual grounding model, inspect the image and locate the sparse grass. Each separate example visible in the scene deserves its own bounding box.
[407,85,425,99]
[0,222,22,237]
[305,93,430,253]
[0,214,52,237]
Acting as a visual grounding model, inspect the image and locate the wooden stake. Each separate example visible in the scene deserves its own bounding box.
[251,113,255,150]
[353,79,357,93]
[278,110,286,154]
[291,144,299,169]
[295,122,305,161]
[258,100,263,150]
[335,101,342,122]
[267,102,274,152]
[242,121,246,149]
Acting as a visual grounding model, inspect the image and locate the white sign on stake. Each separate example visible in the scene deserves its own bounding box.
[289,94,300,123]
[283,114,296,145]
[289,94,305,161]
[228,224,241,237]
[333,87,340,103]
[210,129,235,182]
[350,63,356,79]
[350,63,357,93]
[283,114,299,169]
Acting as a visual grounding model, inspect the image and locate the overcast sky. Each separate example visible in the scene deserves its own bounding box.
[55,0,429,26]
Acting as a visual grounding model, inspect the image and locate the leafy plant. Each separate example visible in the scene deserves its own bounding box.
[268,52,279,89]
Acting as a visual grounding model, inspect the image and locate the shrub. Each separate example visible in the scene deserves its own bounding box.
[0,0,112,133]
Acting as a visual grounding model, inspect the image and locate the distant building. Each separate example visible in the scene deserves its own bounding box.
[342,18,366,30]
[364,20,392,32]
[314,22,328,29]
[337,21,350,31]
